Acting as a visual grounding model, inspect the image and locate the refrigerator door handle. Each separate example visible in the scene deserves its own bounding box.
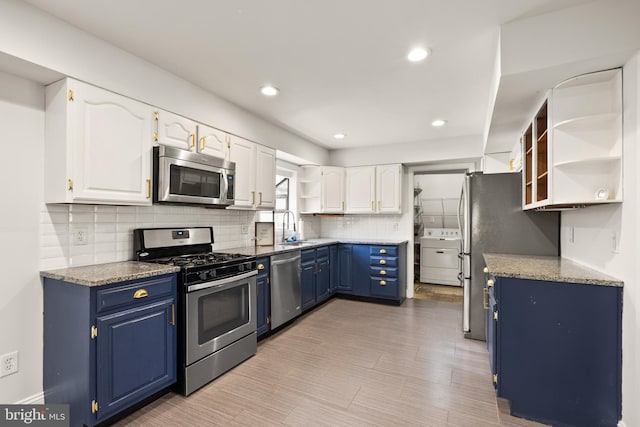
[463,277,471,332]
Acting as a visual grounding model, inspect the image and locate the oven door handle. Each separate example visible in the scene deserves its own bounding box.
[187,270,257,293]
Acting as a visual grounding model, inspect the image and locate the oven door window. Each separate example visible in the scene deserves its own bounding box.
[198,284,249,344]
[169,164,221,198]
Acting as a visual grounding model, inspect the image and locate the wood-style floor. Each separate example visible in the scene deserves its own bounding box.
[115,297,546,426]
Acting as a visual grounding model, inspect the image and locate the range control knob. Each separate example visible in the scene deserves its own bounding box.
[199,271,209,281]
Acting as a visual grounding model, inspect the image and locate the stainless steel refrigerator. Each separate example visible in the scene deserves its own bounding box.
[458,172,560,341]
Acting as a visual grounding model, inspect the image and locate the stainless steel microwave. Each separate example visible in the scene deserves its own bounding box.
[153,145,235,207]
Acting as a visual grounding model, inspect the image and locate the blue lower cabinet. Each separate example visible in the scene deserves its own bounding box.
[494,276,622,427]
[256,257,271,338]
[336,243,406,303]
[43,274,177,426]
[329,245,339,294]
[301,247,332,311]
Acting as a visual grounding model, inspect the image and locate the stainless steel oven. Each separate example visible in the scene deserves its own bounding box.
[153,145,235,207]
[185,271,256,366]
[134,226,257,396]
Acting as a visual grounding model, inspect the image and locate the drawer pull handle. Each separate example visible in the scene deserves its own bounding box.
[483,288,489,310]
[487,279,494,288]
[170,303,175,325]
[436,250,444,254]
[483,267,489,273]
[379,259,387,265]
[257,263,265,270]
[380,249,387,254]
[380,270,387,275]
[380,280,387,286]
[133,289,149,299]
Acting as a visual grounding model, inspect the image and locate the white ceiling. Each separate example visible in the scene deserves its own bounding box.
[19,0,608,152]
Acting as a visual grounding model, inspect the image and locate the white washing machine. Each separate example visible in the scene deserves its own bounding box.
[420,228,461,286]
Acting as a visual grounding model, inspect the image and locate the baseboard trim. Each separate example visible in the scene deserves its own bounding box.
[16,392,44,404]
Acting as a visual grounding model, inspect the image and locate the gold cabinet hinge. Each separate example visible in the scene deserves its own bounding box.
[493,311,498,321]
[153,111,159,121]
[91,400,98,414]
[67,179,73,191]
[153,132,159,142]
[68,90,74,102]
[90,325,98,339]
[493,374,498,384]
[227,138,230,149]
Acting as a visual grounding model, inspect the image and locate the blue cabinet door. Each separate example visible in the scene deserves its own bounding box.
[486,281,498,390]
[96,297,176,422]
[337,244,353,291]
[329,245,339,294]
[352,245,371,296]
[315,255,331,302]
[256,257,270,337]
[301,258,316,311]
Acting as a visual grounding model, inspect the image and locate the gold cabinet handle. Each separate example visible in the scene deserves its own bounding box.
[380,249,387,254]
[380,270,387,275]
[487,279,494,288]
[379,259,387,265]
[380,280,387,286]
[190,133,195,148]
[200,136,206,151]
[133,289,148,299]
[483,288,489,310]
[251,191,255,205]
[258,263,265,270]
[170,303,175,325]
[483,267,489,273]
[259,192,263,205]
[146,179,151,199]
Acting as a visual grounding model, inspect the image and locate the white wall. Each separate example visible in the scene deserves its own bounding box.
[0,71,45,403]
[329,134,482,167]
[560,52,639,427]
[0,0,328,166]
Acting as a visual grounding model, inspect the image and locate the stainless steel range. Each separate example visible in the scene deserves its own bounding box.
[134,226,257,396]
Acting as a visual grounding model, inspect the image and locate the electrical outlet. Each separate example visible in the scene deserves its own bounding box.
[72,226,88,246]
[241,224,249,234]
[0,351,18,377]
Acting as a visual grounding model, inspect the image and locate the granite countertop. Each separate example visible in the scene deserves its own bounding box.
[483,253,623,287]
[41,261,180,287]
[217,238,409,257]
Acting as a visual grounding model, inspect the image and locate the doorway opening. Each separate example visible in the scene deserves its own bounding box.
[413,171,465,303]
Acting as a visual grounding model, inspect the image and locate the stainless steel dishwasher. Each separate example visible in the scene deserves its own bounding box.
[270,250,301,329]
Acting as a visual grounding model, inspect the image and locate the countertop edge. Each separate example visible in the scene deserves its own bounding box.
[483,253,623,288]
[41,262,180,287]
[218,238,409,257]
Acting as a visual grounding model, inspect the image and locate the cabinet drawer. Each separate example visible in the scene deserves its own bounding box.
[301,249,316,263]
[421,248,459,269]
[370,266,398,278]
[316,246,329,259]
[370,277,398,298]
[370,256,398,268]
[369,246,397,256]
[97,275,175,313]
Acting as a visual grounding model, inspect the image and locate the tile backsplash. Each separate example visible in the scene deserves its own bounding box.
[40,204,257,270]
[318,214,407,240]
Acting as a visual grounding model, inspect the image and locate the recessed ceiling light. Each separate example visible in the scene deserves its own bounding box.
[260,85,279,96]
[333,133,346,139]
[407,47,430,62]
[431,119,448,127]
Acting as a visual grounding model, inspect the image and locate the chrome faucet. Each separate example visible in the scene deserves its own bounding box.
[282,210,297,242]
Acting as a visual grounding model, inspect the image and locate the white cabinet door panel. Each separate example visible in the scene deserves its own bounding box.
[376,164,402,213]
[197,124,229,159]
[255,145,276,209]
[345,166,375,213]
[229,136,256,208]
[321,167,344,213]
[155,110,196,151]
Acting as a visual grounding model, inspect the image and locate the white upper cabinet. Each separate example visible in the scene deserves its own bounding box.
[228,136,275,210]
[376,164,403,213]
[345,166,376,213]
[154,110,197,151]
[321,167,345,213]
[197,124,230,159]
[345,164,402,214]
[45,78,153,205]
[522,68,622,210]
[228,136,256,208]
[255,144,276,209]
